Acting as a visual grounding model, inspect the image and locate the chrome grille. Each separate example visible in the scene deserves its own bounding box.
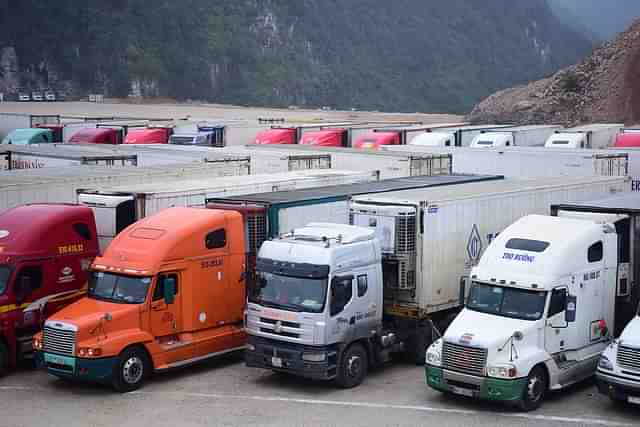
[43,326,76,356]
[443,342,487,376]
[617,345,640,371]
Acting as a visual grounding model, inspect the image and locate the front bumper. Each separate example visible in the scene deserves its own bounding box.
[426,365,526,402]
[245,335,338,380]
[36,351,118,384]
[596,369,640,402]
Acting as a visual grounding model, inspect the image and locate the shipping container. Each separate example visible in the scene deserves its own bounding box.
[77,169,379,250]
[244,144,452,179]
[349,176,630,315]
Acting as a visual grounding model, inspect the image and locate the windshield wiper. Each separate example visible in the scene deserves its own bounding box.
[258,300,302,312]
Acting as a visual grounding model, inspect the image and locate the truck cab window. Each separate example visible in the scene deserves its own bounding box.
[330,276,353,316]
[15,266,42,295]
[357,274,368,297]
[588,241,603,263]
[153,274,179,301]
[548,288,567,317]
[73,222,92,240]
[206,229,226,249]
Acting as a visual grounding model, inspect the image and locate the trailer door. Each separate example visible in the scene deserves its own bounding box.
[77,193,136,251]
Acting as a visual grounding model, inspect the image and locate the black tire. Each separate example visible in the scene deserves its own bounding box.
[0,340,8,376]
[518,366,548,412]
[411,326,432,366]
[112,346,151,393]
[336,343,368,388]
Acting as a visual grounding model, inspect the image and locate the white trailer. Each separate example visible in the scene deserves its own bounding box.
[382,145,629,179]
[545,124,624,149]
[77,169,379,250]
[470,125,562,148]
[0,145,138,170]
[0,159,252,211]
[0,113,61,139]
[409,124,515,147]
[244,144,453,179]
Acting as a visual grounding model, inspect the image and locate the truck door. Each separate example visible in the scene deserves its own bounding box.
[614,218,634,335]
[544,287,570,356]
[150,272,182,338]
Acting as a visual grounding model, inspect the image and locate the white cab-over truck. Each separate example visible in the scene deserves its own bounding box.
[245,176,629,387]
[427,194,640,410]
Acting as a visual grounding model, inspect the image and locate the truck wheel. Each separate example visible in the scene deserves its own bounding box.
[112,346,151,393]
[336,343,368,388]
[518,366,547,412]
[0,341,8,376]
[412,327,432,366]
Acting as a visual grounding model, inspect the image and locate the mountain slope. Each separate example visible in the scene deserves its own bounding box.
[468,19,640,125]
[0,0,592,113]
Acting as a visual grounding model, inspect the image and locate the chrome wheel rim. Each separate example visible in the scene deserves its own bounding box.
[122,356,144,384]
[527,374,544,403]
[346,355,362,378]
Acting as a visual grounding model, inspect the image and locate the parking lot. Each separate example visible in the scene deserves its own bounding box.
[1,354,638,427]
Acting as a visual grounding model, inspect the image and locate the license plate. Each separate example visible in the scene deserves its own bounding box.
[271,357,283,368]
[629,396,640,405]
[450,386,474,397]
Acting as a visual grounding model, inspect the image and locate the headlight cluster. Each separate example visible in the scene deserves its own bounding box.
[487,364,517,379]
[32,337,43,351]
[77,347,102,358]
[302,352,326,362]
[598,355,614,371]
[425,338,443,366]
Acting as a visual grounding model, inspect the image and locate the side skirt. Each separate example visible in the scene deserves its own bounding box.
[155,345,247,372]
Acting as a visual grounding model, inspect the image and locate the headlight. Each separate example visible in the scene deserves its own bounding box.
[302,352,326,362]
[487,364,517,379]
[598,355,614,371]
[33,337,43,351]
[426,338,443,367]
[77,347,102,358]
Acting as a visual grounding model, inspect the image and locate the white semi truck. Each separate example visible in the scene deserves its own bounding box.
[408,125,515,147]
[426,193,640,411]
[244,176,629,387]
[545,124,624,149]
[470,125,562,148]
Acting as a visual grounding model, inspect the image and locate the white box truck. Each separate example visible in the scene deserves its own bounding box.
[78,169,379,250]
[382,145,629,179]
[244,144,453,179]
[470,125,562,148]
[426,192,640,411]
[244,176,629,388]
[545,124,624,149]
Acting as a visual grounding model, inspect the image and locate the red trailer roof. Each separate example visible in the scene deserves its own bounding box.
[68,127,118,144]
[614,132,640,148]
[0,204,98,259]
[299,129,346,147]
[254,128,296,145]
[353,131,400,149]
[124,128,170,144]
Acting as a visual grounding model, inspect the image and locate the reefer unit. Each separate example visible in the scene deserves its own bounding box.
[349,176,630,317]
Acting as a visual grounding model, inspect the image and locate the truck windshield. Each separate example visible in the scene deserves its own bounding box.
[88,271,151,304]
[250,271,327,313]
[467,282,547,321]
[0,266,9,295]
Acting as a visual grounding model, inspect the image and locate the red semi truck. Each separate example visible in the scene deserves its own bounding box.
[0,204,99,374]
[68,122,151,145]
[123,126,173,145]
[253,123,359,146]
[614,129,640,148]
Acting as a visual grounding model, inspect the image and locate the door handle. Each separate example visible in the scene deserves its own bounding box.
[151,302,166,311]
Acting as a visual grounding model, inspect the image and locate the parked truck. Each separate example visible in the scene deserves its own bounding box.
[545,124,624,149]
[352,123,470,149]
[244,176,629,387]
[169,124,226,147]
[77,169,379,250]
[253,123,359,146]
[406,125,515,148]
[614,129,640,148]
[123,126,174,145]
[0,113,61,140]
[470,125,562,148]
[35,207,248,391]
[0,204,99,374]
[1,128,56,145]
[427,192,640,410]
[68,122,149,145]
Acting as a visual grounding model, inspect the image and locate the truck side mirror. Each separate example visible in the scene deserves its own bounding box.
[459,277,468,307]
[164,277,176,305]
[565,295,577,323]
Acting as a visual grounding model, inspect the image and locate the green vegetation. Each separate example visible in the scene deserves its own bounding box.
[0,0,591,113]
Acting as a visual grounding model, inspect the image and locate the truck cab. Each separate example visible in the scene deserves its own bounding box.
[353,132,400,149]
[35,207,247,391]
[299,129,349,147]
[68,127,123,145]
[614,130,640,148]
[36,124,64,143]
[409,132,456,147]
[245,223,384,387]
[124,127,173,145]
[254,128,297,145]
[470,132,513,148]
[427,214,622,410]
[1,128,55,145]
[0,204,98,374]
[545,132,588,149]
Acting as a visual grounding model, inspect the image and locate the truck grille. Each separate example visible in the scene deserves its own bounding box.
[617,345,640,371]
[443,342,487,376]
[43,326,76,356]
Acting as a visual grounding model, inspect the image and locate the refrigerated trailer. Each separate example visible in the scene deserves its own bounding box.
[382,146,629,179]
[0,145,138,170]
[77,169,379,250]
[0,113,60,140]
[0,158,252,211]
[244,144,452,179]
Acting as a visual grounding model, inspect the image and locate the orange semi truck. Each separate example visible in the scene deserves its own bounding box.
[35,206,257,391]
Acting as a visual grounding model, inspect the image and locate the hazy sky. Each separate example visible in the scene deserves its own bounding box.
[549,0,640,40]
